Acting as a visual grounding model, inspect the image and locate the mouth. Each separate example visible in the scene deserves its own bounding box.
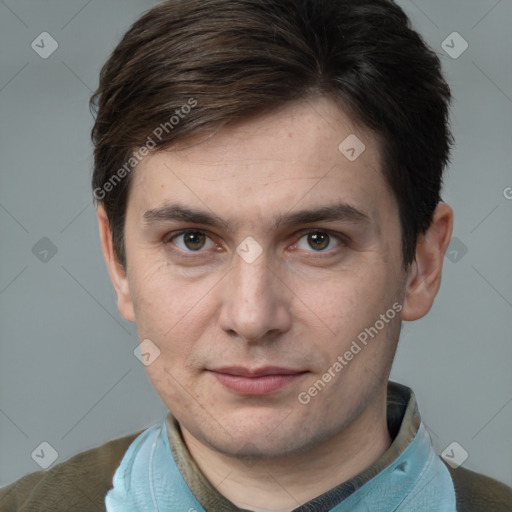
[208,366,308,395]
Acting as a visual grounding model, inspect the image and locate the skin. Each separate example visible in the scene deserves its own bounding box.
[98,97,453,511]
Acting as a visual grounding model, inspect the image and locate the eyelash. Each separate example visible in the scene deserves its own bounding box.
[163,229,348,257]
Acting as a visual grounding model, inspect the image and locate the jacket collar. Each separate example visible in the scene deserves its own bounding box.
[165,381,422,511]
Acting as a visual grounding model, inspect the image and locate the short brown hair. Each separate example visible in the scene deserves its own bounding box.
[91,0,452,268]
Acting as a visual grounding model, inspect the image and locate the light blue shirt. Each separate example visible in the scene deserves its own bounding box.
[105,419,457,511]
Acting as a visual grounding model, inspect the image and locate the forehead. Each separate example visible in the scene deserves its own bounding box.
[129,97,394,229]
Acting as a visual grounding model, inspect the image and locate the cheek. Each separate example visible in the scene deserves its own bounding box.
[302,267,390,332]
[298,266,403,379]
[129,261,218,357]
[144,360,197,416]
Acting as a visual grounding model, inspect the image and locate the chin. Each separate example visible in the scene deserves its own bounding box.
[189,406,330,459]
[205,429,309,459]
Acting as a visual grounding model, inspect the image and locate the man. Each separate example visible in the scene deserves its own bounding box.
[1,0,511,510]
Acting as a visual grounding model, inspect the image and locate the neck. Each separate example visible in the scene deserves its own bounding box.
[181,390,391,511]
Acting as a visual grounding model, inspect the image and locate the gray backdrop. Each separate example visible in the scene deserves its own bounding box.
[1,0,511,489]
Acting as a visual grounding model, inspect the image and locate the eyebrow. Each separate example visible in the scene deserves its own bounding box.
[143,202,371,230]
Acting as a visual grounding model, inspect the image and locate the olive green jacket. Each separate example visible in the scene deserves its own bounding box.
[2,383,511,511]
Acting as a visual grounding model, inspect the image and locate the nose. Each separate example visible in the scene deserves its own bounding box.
[218,251,292,343]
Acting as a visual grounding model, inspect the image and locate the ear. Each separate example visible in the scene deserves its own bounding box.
[401,202,454,321]
[97,204,135,322]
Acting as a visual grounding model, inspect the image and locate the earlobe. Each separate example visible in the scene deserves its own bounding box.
[401,202,453,321]
[96,205,136,322]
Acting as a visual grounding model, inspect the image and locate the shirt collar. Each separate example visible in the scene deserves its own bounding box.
[165,381,421,512]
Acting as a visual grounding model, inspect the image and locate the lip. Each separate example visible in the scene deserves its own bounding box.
[209,366,308,395]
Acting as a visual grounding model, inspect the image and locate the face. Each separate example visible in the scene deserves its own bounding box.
[109,97,410,458]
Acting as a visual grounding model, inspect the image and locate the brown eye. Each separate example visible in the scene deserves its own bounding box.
[307,232,330,251]
[183,232,206,250]
[295,231,341,253]
[171,231,215,252]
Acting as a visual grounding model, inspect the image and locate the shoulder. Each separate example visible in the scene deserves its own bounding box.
[443,461,512,512]
[0,432,141,512]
